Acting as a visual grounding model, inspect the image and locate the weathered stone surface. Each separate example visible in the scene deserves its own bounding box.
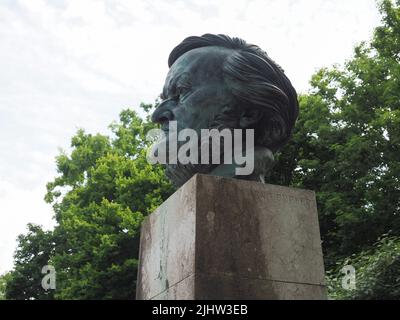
[136,178,196,300]
[136,174,327,300]
[194,274,326,300]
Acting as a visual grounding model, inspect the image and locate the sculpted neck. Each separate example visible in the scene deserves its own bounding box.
[166,146,274,188]
[210,146,274,183]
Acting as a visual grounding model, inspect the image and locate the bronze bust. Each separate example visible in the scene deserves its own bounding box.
[151,34,299,187]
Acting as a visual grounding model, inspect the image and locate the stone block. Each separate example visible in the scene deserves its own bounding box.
[136,174,327,300]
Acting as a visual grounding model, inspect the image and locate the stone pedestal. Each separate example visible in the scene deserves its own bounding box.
[136,174,327,300]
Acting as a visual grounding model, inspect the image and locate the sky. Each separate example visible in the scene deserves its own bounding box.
[0,0,382,274]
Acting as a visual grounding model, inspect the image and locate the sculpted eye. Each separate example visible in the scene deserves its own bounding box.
[176,86,191,101]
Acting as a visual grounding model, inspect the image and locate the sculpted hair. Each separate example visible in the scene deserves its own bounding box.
[168,33,299,152]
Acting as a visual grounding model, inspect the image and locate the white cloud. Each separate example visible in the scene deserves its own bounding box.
[0,0,381,274]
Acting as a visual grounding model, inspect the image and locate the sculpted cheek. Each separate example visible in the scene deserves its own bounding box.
[191,88,220,108]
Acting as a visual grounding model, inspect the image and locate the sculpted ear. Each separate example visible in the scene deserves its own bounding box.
[239,108,262,129]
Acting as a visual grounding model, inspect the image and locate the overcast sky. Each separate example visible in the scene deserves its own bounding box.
[0,0,382,274]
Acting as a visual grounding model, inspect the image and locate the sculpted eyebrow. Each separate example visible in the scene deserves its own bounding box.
[162,73,192,99]
[176,73,192,88]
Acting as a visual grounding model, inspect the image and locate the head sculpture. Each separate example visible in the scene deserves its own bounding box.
[151,34,299,187]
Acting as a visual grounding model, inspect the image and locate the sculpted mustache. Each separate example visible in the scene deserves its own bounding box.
[164,124,234,188]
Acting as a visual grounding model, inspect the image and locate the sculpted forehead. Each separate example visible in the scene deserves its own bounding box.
[165,46,233,87]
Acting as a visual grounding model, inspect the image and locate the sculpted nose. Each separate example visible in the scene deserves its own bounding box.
[151,99,175,124]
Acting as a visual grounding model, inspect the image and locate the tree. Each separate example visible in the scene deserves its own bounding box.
[270,0,400,298]
[327,235,400,300]
[5,105,174,299]
[46,106,173,299]
[5,224,55,300]
[0,273,12,300]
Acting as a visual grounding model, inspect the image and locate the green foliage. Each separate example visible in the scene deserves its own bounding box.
[273,0,400,258]
[270,0,400,299]
[327,235,400,300]
[0,273,12,300]
[46,106,173,299]
[6,105,173,300]
[5,224,55,300]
